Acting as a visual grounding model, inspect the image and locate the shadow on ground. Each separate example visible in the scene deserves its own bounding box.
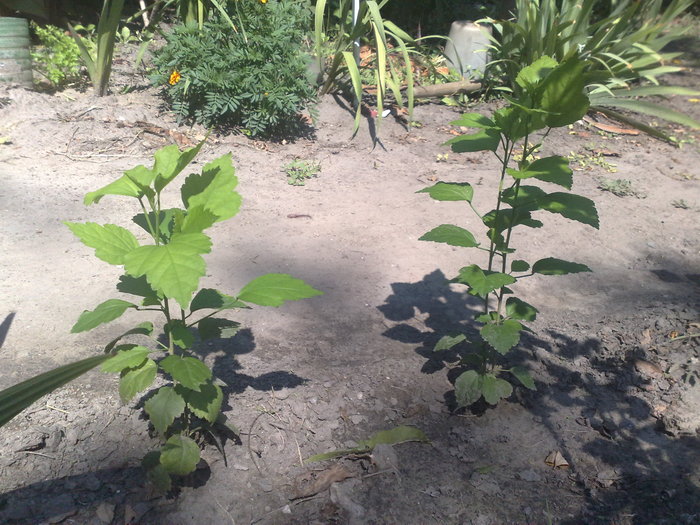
[379,269,700,524]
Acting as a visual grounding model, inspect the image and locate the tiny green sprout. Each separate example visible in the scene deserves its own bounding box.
[419,57,599,408]
[672,199,690,209]
[284,159,321,186]
[598,178,644,198]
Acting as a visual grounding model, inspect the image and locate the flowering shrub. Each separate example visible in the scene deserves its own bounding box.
[152,0,317,137]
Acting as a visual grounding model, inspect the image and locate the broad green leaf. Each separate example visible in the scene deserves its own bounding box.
[146,462,172,492]
[153,140,206,193]
[160,435,200,476]
[480,320,522,354]
[181,154,241,222]
[455,370,483,407]
[101,345,151,373]
[104,322,154,353]
[145,386,186,435]
[532,257,592,275]
[508,156,573,189]
[124,233,212,309]
[198,318,241,340]
[540,58,589,128]
[455,265,516,298]
[450,112,496,129]
[65,222,139,265]
[159,355,211,391]
[511,260,530,272]
[132,209,179,242]
[190,288,249,312]
[516,55,558,91]
[84,164,155,205]
[434,334,467,351]
[506,297,538,322]
[538,193,599,229]
[481,375,513,405]
[419,224,480,248]
[493,104,545,141]
[447,128,500,153]
[500,185,547,212]
[176,382,223,423]
[0,354,110,428]
[117,275,160,301]
[417,182,474,202]
[482,208,543,232]
[165,321,194,349]
[119,358,157,402]
[511,366,536,390]
[179,205,217,234]
[238,274,323,307]
[71,299,137,333]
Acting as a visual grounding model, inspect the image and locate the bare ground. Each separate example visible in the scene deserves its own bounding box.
[0,47,699,525]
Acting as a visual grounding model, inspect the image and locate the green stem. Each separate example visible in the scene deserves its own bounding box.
[163,299,174,354]
[138,197,159,244]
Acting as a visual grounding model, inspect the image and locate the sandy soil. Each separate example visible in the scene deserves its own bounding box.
[0,46,699,525]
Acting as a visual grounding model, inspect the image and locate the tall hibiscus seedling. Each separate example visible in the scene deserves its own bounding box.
[60,141,322,489]
[419,57,598,407]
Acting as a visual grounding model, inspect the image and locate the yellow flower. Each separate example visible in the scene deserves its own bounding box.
[259,0,268,4]
[169,70,181,86]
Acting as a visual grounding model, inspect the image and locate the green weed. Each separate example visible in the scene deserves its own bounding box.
[284,159,321,186]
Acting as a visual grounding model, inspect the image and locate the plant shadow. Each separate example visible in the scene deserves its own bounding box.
[378,269,700,523]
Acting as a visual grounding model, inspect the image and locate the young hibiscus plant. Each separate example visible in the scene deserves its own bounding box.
[419,57,599,408]
[64,141,322,489]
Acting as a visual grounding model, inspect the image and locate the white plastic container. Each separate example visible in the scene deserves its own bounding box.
[443,21,491,80]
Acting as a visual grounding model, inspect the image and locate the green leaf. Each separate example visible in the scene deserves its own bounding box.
[160,435,200,476]
[165,321,194,349]
[481,375,513,405]
[198,318,241,340]
[508,156,573,189]
[540,58,590,128]
[159,355,211,391]
[179,205,217,234]
[500,185,547,212]
[175,382,223,423]
[511,260,530,272]
[71,299,137,333]
[434,334,467,351]
[190,288,249,312]
[83,164,155,205]
[101,346,151,373]
[145,461,172,492]
[450,113,496,129]
[117,275,160,302]
[153,140,206,193]
[482,208,543,232]
[447,128,500,153]
[516,55,558,91]
[419,224,480,248]
[145,386,186,435]
[132,209,179,242]
[590,98,700,130]
[532,257,592,275]
[455,370,483,407]
[104,322,154,353]
[511,366,536,390]
[538,193,599,229]
[455,265,516,298]
[124,233,212,309]
[506,297,538,322]
[480,320,522,354]
[65,222,139,265]
[417,182,474,202]
[0,354,110,428]
[119,358,157,402]
[181,154,241,222]
[238,274,323,307]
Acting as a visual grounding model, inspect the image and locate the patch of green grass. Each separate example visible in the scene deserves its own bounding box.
[598,178,644,198]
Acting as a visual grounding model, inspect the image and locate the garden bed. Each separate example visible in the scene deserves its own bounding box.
[0,48,699,524]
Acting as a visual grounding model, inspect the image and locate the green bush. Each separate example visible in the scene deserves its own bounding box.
[30,23,81,88]
[151,0,317,137]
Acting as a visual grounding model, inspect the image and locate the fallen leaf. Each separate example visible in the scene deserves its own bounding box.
[640,328,652,346]
[545,450,569,469]
[293,463,354,499]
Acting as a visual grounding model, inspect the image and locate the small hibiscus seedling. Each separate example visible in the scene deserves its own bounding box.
[419,57,599,407]
[65,141,322,489]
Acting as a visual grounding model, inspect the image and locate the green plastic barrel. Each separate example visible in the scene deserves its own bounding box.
[0,17,33,87]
